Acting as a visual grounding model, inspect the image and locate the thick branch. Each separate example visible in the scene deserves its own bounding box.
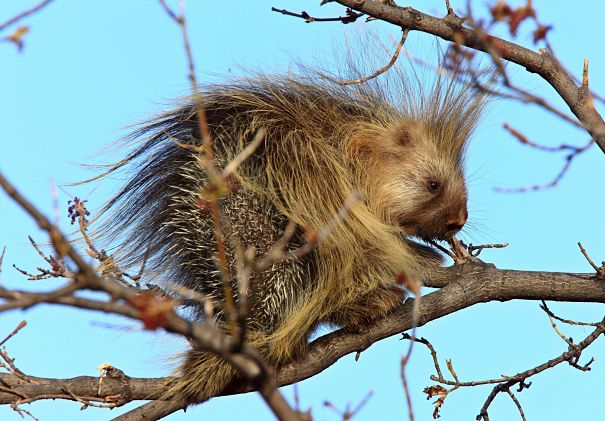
[332,0,605,154]
[2,263,603,406]
[277,262,605,386]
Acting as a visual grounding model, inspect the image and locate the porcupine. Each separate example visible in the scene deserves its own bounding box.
[96,59,487,405]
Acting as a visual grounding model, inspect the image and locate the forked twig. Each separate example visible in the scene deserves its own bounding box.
[271,7,363,24]
[577,242,605,279]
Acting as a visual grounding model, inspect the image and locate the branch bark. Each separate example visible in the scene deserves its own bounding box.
[2,262,603,407]
[331,0,605,154]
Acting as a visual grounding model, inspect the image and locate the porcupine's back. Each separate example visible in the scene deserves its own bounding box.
[95,72,405,332]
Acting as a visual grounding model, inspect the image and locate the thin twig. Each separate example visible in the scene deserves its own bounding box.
[12,235,67,281]
[271,7,363,24]
[335,29,409,85]
[0,0,55,32]
[429,318,605,388]
[405,312,604,419]
[0,172,98,284]
[499,124,595,193]
[349,389,374,419]
[477,381,512,421]
[539,301,600,327]
[502,123,585,153]
[157,0,237,331]
[10,403,38,421]
[577,242,605,278]
[254,191,359,272]
[0,246,5,283]
[539,300,574,346]
[494,145,590,192]
[581,58,589,92]
[467,242,508,257]
[0,349,29,382]
[429,240,457,260]
[157,0,179,22]
[27,236,53,265]
[505,388,527,421]
[0,321,27,347]
[401,334,444,380]
[400,356,414,421]
[171,0,211,149]
[323,389,374,420]
[222,128,266,177]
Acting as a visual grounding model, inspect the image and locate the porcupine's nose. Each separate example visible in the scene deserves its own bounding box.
[445,207,468,236]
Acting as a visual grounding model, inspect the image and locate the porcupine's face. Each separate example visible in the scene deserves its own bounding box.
[370,122,468,242]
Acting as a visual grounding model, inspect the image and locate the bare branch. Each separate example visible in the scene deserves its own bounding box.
[401,334,443,380]
[0,0,55,32]
[271,7,363,24]
[577,242,605,279]
[254,191,360,273]
[323,389,373,420]
[0,170,297,420]
[157,0,242,338]
[0,321,27,348]
[0,172,97,283]
[157,0,179,23]
[539,300,600,328]
[505,388,527,421]
[335,29,409,85]
[222,128,266,178]
[495,124,594,192]
[1,263,605,414]
[0,246,5,283]
[404,306,604,419]
[540,300,574,347]
[330,0,605,154]
[467,242,508,257]
[400,355,414,421]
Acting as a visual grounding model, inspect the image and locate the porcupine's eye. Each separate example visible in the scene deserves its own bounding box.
[427,180,440,193]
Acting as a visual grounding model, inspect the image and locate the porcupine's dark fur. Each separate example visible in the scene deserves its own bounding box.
[95,58,488,404]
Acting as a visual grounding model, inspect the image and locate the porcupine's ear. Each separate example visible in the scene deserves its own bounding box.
[390,123,411,147]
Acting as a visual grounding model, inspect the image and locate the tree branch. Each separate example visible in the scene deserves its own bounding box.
[330,0,605,154]
[2,262,603,408]
[0,171,298,420]
[0,0,55,32]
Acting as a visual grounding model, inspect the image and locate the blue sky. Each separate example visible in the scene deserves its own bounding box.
[1,1,604,420]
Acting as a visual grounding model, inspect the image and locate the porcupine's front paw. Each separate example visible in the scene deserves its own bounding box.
[330,286,406,334]
[407,239,444,265]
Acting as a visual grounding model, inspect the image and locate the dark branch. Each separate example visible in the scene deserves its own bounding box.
[271,7,363,24]
[0,0,55,32]
[330,0,605,154]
